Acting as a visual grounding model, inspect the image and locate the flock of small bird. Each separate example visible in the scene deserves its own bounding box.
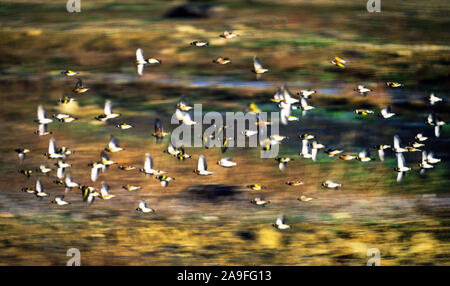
[13,30,446,230]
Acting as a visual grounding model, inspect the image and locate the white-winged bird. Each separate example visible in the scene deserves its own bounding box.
[395,153,410,182]
[140,153,168,176]
[273,215,290,230]
[105,135,124,153]
[252,56,269,75]
[136,48,161,76]
[95,100,120,121]
[35,178,49,198]
[194,155,214,175]
[136,200,155,213]
[217,157,237,168]
[52,195,70,206]
[322,180,342,189]
[99,182,115,200]
[35,105,53,125]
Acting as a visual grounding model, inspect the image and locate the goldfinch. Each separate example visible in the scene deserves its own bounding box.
[386,82,403,88]
[405,146,420,152]
[325,148,343,157]
[34,124,52,136]
[217,157,237,168]
[251,197,270,206]
[52,195,70,206]
[300,133,315,140]
[122,185,141,191]
[105,135,124,152]
[356,150,371,162]
[19,169,33,178]
[330,56,346,68]
[252,56,269,74]
[298,194,313,202]
[155,175,175,187]
[89,161,102,180]
[176,147,191,161]
[426,151,441,164]
[58,146,74,156]
[242,130,258,137]
[22,187,35,194]
[419,151,434,171]
[395,153,410,182]
[101,151,117,167]
[322,180,342,189]
[175,109,196,125]
[410,141,425,149]
[72,78,89,93]
[271,87,284,103]
[194,155,214,175]
[140,153,168,176]
[213,57,231,65]
[354,85,371,96]
[118,165,136,171]
[15,148,30,162]
[190,40,209,47]
[99,182,115,200]
[54,167,65,185]
[415,133,428,142]
[273,215,291,230]
[152,118,169,143]
[136,200,155,213]
[61,70,78,77]
[355,109,374,116]
[64,174,79,191]
[95,100,120,121]
[116,123,134,130]
[80,186,99,205]
[177,98,193,111]
[55,160,72,169]
[136,48,161,76]
[298,90,316,99]
[270,134,287,143]
[373,145,390,161]
[247,184,266,191]
[426,113,446,138]
[35,105,53,125]
[34,178,49,197]
[300,97,315,114]
[428,93,442,105]
[380,106,395,119]
[37,164,52,175]
[53,113,78,123]
[58,96,76,104]
[219,30,238,39]
[393,135,408,153]
[299,139,312,159]
[45,138,65,159]
[165,143,180,157]
[275,157,292,171]
[339,154,356,160]
[286,180,303,186]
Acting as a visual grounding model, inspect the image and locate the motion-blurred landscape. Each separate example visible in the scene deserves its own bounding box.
[0,0,449,265]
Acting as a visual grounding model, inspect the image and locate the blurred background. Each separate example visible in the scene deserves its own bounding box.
[0,0,449,265]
